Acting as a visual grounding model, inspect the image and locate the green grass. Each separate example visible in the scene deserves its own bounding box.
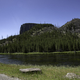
[52,51,80,53]
[0,53,10,55]
[0,63,80,80]
[1,50,79,55]
[0,50,80,55]
[0,51,80,80]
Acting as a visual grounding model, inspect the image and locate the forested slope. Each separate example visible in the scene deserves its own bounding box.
[0,23,80,53]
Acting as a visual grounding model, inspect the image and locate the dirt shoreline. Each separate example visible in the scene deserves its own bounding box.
[0,74,21,80]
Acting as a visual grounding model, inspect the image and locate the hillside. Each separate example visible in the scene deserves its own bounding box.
[60,18,80,33]
[0,18,80,53]
[27,24,58,36]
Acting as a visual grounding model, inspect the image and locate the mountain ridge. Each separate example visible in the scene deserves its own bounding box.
[0,18,80,53]
[60,18,80,33]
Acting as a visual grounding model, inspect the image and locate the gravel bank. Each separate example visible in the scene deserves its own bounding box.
[0,74,21,80]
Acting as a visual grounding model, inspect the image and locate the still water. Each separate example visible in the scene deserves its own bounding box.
[0,53,80,66]
[0,55,23,65]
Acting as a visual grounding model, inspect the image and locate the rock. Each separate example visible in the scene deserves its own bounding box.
[19,68,41,73]
[65,73,80,79]
[20,23,38,34]
[0,74,21,80]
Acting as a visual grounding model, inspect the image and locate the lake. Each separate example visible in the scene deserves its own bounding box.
[0,53,80,66]
[0,54,23,65]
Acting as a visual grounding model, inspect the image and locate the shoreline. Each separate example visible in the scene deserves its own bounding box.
[0,50,80,55]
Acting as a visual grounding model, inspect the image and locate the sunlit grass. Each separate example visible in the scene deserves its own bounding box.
[0,50,80,55]
[0,63,80,80]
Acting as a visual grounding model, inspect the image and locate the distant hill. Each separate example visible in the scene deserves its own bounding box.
[19,23,57,35]
[0,19,80,53]
[59,18,80,33]
[20,18,80,36]
[27,24,57,36]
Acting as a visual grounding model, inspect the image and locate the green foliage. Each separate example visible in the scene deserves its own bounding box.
[31,24,54,30]
[66,23,76,31]
[0,23,80,54]
[28,24,54,34]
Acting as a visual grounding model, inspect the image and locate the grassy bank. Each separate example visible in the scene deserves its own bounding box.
[0,63,80,80]
[0,50,80,55]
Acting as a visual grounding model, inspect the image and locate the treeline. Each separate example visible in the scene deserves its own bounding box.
[0,24,80,53]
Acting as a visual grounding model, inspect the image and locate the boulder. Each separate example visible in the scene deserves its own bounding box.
[65,73,80,79]
[19,68,42,73]
[0,74,21,80]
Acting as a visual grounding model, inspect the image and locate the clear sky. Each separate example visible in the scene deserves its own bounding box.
[0,0,80,39]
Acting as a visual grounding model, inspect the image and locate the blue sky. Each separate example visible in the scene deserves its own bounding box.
[0,0,80,39]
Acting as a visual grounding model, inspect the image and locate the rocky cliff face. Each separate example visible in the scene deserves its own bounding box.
[20,23,38,34]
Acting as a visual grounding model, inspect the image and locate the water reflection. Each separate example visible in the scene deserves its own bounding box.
[9,53,80,66]
[0,55,23,65]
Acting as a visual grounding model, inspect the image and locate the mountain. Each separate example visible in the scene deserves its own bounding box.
[59,18,80,33]
[20,18,80,36]
[0,24,56,46]
[27,24,57,36]
[0,19,80,53]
